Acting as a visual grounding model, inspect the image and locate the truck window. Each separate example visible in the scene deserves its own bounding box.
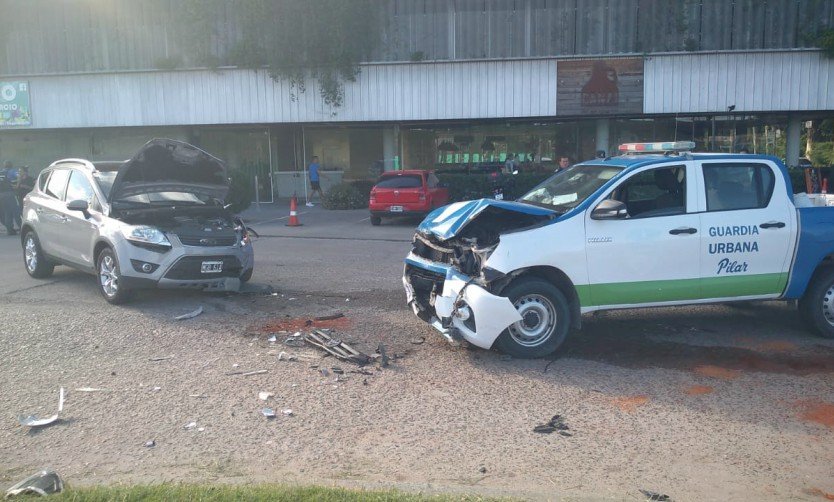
[611,165,686,218]
[703,164,774,212]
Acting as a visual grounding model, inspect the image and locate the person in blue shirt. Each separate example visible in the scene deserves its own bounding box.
[307,156,323,206]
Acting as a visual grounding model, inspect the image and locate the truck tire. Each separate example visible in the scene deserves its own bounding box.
[799,265,834,339]
[494,277,571,358]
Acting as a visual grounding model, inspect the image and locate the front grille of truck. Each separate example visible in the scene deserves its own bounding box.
[412,239,454,265]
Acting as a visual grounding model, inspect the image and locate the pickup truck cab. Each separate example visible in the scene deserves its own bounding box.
[403,142,834,358]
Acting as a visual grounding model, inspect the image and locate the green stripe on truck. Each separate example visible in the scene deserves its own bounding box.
[576,273,788,307]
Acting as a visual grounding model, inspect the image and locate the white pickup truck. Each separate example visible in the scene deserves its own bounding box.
[403,142,834,358]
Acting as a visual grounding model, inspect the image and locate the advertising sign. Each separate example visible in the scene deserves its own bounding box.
[557,59,643,116]
[0,81,31,126]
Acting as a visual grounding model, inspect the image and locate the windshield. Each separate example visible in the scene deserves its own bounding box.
[93,171,118,198]
[375,175,423,189]
[519,164,623,211]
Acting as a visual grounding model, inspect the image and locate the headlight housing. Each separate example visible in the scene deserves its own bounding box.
[122,225,172,251]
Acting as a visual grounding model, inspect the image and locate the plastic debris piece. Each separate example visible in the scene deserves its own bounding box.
[281,409,294,416]
[150,386,161,392]
[5,469,63,497]
[277,351,297,362]
[18,388,64,428]
[345,298,350,302]
[533,414,570,434]
[320,368,330,377]
[174,306,203,321]
[189,394,207,398]
[411,336,426,345]
[144,440,156,448]
[639,489,671,501]
[183,422,197,430]
[314,313,345,321]
[262,408,276,418]
[149,355,174,362]
[258,391,273,401]
[75,387,103,392]
[267,335,277,343]
[197,427,205,432]
[331,367,344,375]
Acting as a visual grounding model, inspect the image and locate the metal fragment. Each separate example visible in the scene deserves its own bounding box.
[5,470,63,498]
[18,388,64,428]
[304,329,371,365]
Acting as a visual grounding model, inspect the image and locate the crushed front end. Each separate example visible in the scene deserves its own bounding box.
[403,200,555,349]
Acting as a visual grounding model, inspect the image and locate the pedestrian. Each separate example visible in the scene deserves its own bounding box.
[15,166,34,210]
[306,156,323,206]
[0,174,21,235]
[555,155,571,174]
[503,153,516,175]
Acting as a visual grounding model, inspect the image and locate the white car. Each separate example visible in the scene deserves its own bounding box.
[20,139,255,304]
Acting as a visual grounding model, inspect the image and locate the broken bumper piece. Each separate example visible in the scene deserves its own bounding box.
[404,255,521,349]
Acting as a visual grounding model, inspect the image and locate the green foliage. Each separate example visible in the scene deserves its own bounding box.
[177,0,381,107]
[809,142,834,167]
[322,182,368,209]
[815,29,834,58]
[349,179,376,199]
[47,483,495,501]
[226,170,254,213]
[437,173,552,202]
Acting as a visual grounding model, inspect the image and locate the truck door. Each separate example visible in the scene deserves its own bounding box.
[697,161,795,298]
[584,162,702,307]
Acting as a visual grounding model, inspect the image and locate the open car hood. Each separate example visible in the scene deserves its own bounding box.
[108,139,229,203]
[416,199,556,241]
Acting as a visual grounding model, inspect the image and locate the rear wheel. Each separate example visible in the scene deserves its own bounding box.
[494,277,571,358]
[370,215,382,226]
[97,248,132,304]
[22,231,54,278]
[799,265,834,339]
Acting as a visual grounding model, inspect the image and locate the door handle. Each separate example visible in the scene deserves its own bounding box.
[759,221,785,229]
[669,227,697,235]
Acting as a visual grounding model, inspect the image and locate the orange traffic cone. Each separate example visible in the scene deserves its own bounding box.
[286,193,303,227]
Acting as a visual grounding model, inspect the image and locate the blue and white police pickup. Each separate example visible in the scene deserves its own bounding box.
[403,142,834,358]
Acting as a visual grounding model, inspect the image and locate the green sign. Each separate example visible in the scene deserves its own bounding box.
[0,81,31,126]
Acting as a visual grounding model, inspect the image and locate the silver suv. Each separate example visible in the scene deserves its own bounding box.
[20,139,255,304]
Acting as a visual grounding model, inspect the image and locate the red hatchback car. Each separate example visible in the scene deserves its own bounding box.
[368,170,449,225]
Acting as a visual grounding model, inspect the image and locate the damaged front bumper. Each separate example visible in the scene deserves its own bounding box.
[403,253,521,349]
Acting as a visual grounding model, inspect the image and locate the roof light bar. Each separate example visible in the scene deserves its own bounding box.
[618,141,695,153]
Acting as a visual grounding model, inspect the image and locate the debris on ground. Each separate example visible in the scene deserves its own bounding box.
[331,367,344,374]
[19,388,65,428]
[74,387,103,392]
[314,313,345,321]
[225,369,268,377]
[256,316,351,334]
[262,408,276,419]
[305,329,372,365]
[258,391,273,401]
[277,351,297,362]
[284,332,304,347]
[411,336,426,345]
[144,440,156,448]
[350,368,374,376]
[377,344,390,368]
[479,466,487,474]
[183,422,197,430]
[174,306,203,321]
[639,489,671,501]
[281,409,294,416]
[5,469,63,497]
[267,334,277,343]
[148,355,174,362]
[533,414,570,434]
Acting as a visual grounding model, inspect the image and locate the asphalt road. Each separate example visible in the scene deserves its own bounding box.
[0,204,832,501]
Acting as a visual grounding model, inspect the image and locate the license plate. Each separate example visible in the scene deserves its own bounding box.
[389,205,404,213]
[200,261,223,274]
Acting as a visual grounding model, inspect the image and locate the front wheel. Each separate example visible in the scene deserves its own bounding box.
[799,265,834,339]
[97,248,132,304]
[493,277,571,358]
[22,231,54,278]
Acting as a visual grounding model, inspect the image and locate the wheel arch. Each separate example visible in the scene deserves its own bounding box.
[93,239,114,264]
[493,265,582,331]
[19,223,35,246]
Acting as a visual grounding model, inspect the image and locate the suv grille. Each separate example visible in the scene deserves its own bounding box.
[164,256,242,280]
[178,236,237,247]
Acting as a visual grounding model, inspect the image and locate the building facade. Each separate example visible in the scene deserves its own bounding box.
[1,0,833,199]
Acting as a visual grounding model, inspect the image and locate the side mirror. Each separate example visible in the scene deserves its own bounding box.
[67,199,89,217]
[591,199,628,220]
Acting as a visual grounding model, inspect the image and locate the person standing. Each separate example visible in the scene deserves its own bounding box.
[15,166,34,211]
[555,156,571,174]
[306,156,323,206]
[503,153,516,175]
[0,174,20,235]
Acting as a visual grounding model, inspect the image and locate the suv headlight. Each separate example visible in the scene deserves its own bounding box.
[122,225,172,250]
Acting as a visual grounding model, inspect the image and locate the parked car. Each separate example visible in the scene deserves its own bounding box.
[404,141,834,358]
[20,139,255,304]
[368,170,449,225]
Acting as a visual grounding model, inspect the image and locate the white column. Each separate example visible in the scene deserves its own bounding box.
[595,118,610,158]
[786,115,802,169]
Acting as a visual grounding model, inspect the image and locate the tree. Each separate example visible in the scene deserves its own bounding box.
[177,0,381,107]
